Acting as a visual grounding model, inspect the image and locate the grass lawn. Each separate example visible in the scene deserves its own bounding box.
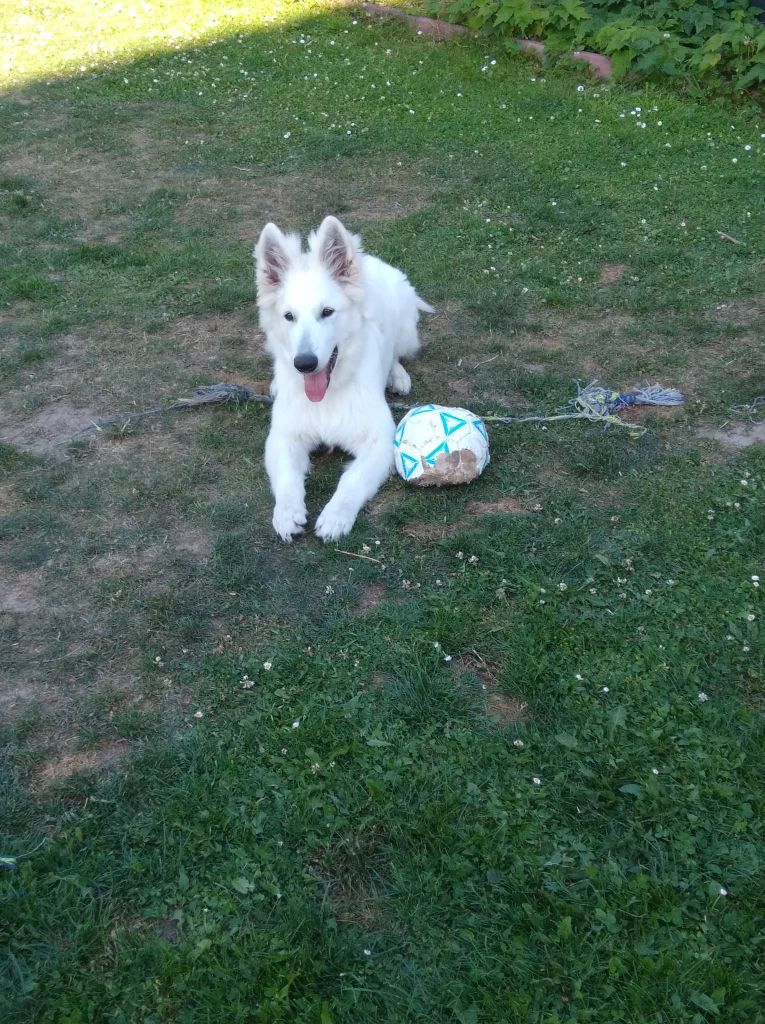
[1,1,764,1020]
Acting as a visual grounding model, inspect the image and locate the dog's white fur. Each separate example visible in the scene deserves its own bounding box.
[255,216,431,542]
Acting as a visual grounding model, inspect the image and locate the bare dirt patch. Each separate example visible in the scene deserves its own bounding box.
[445,377,475,399]
[697,423,765,449]
[356,583,387,614]
[182,160,440,243]
[0,571,42,613]
[363,671,393,691]
[402,519,460,540]
[465,497,530,516]
[0,117,181,242]
[33,739,130,788]
[619,403,684,425]
[708,299,764,328]
[175,527,214,559]
[520,332,568,354]
[367,488,405,518]
[163,308,267,375]
[484,691,528,725]
[599,263,630,285]
[0,399,103,454]
[89,527,213,578]
[456,651,528,724]
[0,482,19,516]
[403,496,534,539]
[309,828,388,929]
[456,651,500,686]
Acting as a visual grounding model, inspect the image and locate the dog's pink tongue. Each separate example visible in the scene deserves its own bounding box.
[304,368,330,403]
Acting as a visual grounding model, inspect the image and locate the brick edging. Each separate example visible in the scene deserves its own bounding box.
[358,3,613,79]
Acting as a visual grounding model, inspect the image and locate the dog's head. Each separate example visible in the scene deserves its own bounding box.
[255,216,363,402]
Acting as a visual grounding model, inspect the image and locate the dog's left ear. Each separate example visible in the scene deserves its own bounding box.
[313,216,360,286]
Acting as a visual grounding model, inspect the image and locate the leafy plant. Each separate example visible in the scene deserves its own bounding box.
[427,0,765,88]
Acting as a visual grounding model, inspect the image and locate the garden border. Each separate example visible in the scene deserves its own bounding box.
[357,2,613,78]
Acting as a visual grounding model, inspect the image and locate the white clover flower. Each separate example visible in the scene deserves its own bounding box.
[444,655,452,663]
[652,768,659,775]
[532,776,542,785]
[292,719,301,729]
[601,686,610,693]
[558,583,568,591]
[513,739,524,748]
[263,661,273,671]
[698,692,709,702]
[194,710,204,719]
[747,614,756,622]
[719,887,728,896]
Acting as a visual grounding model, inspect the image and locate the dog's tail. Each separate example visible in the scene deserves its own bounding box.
[416,294,435,315]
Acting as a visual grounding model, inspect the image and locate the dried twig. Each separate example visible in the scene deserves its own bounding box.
[334,549,382,564]
[473,353,499,370]
[717,231,743,245]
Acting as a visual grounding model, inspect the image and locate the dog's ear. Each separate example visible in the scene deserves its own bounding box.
[313,216,359,286]
[255,223,293,292]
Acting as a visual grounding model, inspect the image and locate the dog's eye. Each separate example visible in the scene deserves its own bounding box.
[321,307,335,319]
[284,312,295,322]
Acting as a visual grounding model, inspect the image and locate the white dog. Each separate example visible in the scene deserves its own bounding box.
[255,215,432,542]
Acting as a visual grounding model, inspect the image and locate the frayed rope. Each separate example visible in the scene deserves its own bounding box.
[66,379,683,443]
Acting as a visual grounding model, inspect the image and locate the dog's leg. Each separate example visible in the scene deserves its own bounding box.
[315,441,393,542]
[387,360,412,395]
[265,430,310,542]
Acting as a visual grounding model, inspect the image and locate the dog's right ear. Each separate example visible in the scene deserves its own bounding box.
[255,223,292,293]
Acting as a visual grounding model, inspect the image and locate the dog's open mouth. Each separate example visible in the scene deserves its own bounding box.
[303,347,338,403]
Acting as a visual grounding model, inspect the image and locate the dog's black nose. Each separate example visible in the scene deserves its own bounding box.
[293,353,319,373]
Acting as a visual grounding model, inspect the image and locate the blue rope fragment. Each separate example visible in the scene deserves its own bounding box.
[575,381,684,413]
[482,380,684,433]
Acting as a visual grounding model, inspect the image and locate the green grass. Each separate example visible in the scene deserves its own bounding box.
[1,1,764,1021]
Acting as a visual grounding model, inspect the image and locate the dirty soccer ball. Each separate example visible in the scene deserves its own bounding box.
[393,405,490,486]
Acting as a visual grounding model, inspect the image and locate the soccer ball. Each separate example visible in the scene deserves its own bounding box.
[393,405,490,486]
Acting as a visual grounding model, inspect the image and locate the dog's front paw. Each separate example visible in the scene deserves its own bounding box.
[387,362,412,396]
[273,504,307,542]
[315,502,356,542]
